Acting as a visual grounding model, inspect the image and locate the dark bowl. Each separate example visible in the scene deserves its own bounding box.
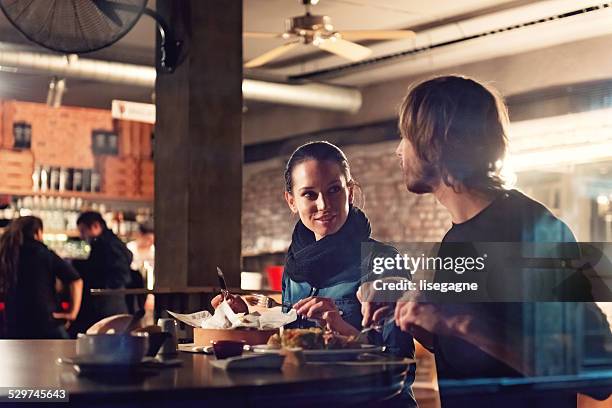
[146,332,172,357]
[212,340,245,359]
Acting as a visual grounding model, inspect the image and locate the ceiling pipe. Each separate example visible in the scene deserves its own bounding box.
[0,50,361,113]
[241,79,361,113]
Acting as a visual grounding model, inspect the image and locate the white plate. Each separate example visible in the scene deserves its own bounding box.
[252,344,380,353]
[251,344,385,362]
[57,356,155,367]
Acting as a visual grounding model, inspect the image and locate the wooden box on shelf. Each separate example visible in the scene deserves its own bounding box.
[139,159,154,198]
[100,156,140,198]
[0,149,33,194]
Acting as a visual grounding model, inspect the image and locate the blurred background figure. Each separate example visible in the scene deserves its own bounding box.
[127,221,155,318]
[0,216,82,339]
[127,221,155,289]
[71,211,132,335]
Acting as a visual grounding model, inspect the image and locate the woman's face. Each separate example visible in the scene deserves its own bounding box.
[285,159,353,241]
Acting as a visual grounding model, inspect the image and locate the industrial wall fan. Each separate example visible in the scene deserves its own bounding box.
[244,0,414,68]
[0,0,181,72]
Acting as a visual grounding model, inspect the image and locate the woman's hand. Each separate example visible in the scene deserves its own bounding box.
[52,311,78,329]
[53,278,83,329]
[293,296,338,319]
[211,294,224,309]
[293,296,359,336]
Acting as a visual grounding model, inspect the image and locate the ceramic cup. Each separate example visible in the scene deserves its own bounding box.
[76,332,148,364]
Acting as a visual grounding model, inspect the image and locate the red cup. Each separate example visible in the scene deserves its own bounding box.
[266,265,283,291]
[211,340,245,359]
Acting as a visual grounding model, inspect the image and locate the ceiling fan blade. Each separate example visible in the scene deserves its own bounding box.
[339,30,415,41]
[316,37,372,62]
[244,41,301,68]
[244,31,285,39]
[92,0,124,27]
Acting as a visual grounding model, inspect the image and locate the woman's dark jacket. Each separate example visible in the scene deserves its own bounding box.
[5,239,80,339]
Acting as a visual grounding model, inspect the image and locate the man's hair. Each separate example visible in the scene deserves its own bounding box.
[76,211,107,229]
[398,75,508,193]
[138,222,154,235]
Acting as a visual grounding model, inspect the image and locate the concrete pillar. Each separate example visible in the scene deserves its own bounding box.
[154,0,243,288]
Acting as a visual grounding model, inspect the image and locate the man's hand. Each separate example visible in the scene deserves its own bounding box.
[356,285,393,327]
[394,301,471,338]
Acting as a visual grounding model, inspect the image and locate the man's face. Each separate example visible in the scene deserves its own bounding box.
[395,137,437,194]
[78,222,103,241]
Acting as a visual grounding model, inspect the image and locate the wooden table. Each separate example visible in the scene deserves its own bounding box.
[438,372,612,407]
[0,340,408,406]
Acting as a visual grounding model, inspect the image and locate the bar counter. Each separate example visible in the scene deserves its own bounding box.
[0,340,407,406]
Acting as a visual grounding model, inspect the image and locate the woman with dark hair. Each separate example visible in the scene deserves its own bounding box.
[0,216,82,339]
[281,141,416,404]
[211,141,416,402]
[281,141,383,332]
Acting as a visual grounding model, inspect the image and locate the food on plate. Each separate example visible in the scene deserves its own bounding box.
[323,331,364,349]
[267,332,282,348]
[267,328,365,350]
[283,328,326,349]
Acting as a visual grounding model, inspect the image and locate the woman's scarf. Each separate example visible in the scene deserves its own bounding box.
[284,206,372,288]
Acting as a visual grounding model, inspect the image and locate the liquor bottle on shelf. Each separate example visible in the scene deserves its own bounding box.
[82,169,92,192]
[66,168,74,191]
[59,167,68,192]
[91,170,101,193]
[50,167,60,191]
[73,169,83,191]
[40,167,49,192]
[32,165,40,192]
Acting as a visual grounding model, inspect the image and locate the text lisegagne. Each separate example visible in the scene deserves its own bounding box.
[372,278,478,293]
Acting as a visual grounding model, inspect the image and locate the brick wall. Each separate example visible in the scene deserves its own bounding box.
[242,141,451,256]
[1,100,108,168]
[0,100,154,199]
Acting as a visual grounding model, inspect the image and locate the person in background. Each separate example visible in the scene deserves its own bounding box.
[0,216,82,339]
[127,222,155,285]
[71,211,132,334]
[126,222,154,314]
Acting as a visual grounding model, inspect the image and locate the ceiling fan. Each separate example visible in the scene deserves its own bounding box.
[244,0,415,68]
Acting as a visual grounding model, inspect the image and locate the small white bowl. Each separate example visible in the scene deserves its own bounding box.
[76,332,149,364]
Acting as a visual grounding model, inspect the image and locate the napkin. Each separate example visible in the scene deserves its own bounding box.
[168,301,297,330]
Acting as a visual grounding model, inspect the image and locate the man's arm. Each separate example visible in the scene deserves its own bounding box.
[395,301,534,375]
[104,240,133,289]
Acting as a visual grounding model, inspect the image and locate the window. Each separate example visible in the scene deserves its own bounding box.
[92,130,119,155]
[13,122,31,149]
